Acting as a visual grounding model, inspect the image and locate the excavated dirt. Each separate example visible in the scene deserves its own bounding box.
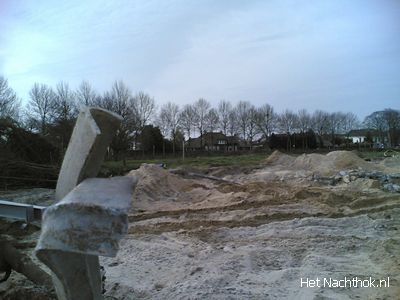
[239,150,399,182]
[1,151,399,299]
[101,152,400,299]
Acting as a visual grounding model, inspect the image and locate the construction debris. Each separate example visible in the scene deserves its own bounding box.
[1,150,400,299]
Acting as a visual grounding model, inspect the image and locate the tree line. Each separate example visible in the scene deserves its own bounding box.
[1,75,399,161]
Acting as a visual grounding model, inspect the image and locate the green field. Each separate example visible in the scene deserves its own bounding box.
[101,153,269,175]
[357,149,399,160]
[101,150,396,176]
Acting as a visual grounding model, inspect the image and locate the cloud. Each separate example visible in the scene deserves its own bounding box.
[146,0,400,118]
[0,0,399,119]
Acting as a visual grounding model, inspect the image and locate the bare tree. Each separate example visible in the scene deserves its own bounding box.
[54,81,77,122]
[278,109,298,151]
[311,110,329,147]
[235,101,259,148]
[28,83,57,134]
[94,81,136,161]
[180,104,196,139]
[342,112,359,133]
[363,111,387,144]
[131,91,155,152]
[110,81,133,118]
[342,112,359,145]
[383,109,400,146]
[205,108,219,133]
[205,108,219,150]
[256,103,276,140]
[95,81,134,128]
[327,112,347,145]
[297,109,311,149]
[0,76,20,120]
[247,105,258,149]
[236,101,251,141]
[47,81,79,152]
[227,109,239,137]
[76,80,97,106]
[193,98,211,147]
[156,107,169,157]
[131,91,155,130]
[158,102,181,154]
[218,100,232,135]
[297,109,311,133]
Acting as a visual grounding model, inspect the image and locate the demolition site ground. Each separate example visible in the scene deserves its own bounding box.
[0,150,399,299]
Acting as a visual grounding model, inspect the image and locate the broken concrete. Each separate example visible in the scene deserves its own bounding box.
[55,107,122,201]
[35,107,136,300]
[36,177,136,257]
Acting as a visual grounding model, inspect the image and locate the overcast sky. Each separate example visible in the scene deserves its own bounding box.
[1,0,399,119]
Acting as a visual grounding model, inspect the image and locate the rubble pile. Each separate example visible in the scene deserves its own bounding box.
[314,170,400,192]
[249,150,400,186]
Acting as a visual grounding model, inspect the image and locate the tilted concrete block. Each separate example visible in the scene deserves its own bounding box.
[36,176,136,300]
[35,107,136,300]
[36,176,136,257]
[55,107,122,201]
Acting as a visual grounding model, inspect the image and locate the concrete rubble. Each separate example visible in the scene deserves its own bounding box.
[314,170,400,193]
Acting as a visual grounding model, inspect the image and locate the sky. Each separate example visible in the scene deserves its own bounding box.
[0,0,399,119]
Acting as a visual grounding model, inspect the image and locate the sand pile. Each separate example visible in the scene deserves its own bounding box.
[291,151,368,176]
[263,150,295,166]
[250,150,384,182]
[379,157,400,173]
[129,164,192,199]
[128,164,196,210]
[128,164,242,212]
[324,150,368,170]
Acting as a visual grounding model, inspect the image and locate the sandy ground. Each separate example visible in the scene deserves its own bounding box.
[101,152,400,299]
[1,151,399,299]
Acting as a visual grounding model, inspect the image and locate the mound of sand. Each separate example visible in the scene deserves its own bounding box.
[291,151,368,176]
[128,164,195,209]
[128,164,243,212]
[379,157,400,173]
[252,150,386,181]
[325,150,368,169]
[263,150,295,166]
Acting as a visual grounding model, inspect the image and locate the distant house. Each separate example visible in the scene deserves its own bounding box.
[347,129,382,144]
[186,132,239,151]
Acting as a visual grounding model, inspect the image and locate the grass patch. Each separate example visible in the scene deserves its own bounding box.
[101,150,399,176]
[357,150,387,160]
[101,153,269,176]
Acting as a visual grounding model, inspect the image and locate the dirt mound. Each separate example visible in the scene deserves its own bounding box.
[291,151,368,176]
[128,164,194,208]
[379,157,400,173]
[263,150,295,166]
[290,153,326,172]
[250,150,381,181]
[103,163,400,299]
[128,164,242,212]
[325,150,368,169]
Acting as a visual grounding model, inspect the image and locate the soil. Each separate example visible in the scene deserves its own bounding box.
[1,151,399,299]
